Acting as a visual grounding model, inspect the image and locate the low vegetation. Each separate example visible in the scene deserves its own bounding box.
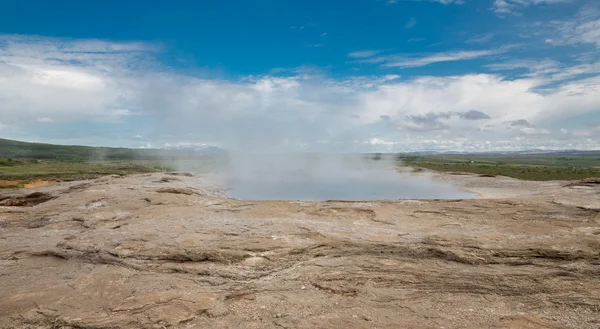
[399,152,600,181]
[0,159,171,185]
[0,138,222,161]
[2,138,600,186]
[0,138,230,187]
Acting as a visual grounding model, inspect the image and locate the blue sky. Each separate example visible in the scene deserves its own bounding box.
[0,0,599,152]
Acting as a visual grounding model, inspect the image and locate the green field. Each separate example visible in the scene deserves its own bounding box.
[0,158,171,184]
[0,138,221,162]
[397,152,600,181]
[2,138,600,185]
[0,138,227,185]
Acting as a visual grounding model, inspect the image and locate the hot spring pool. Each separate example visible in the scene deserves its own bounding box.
[223,165,475,201]
[207,154,476,201]
[226,176,475,200]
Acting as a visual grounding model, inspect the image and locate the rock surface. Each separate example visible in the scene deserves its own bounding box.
[0,172,599,328]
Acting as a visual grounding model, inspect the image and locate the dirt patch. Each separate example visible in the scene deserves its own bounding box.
[0,180,22,188]
[0,179,58,189]
[23,180,58,188]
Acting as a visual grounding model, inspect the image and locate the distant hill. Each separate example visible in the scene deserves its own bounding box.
[440,150,600,156]
[163,143,229,155]
[0,138,228,161]
[399,149,600,156]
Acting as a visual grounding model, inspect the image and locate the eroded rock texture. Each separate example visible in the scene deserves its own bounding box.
[0,173,599,328]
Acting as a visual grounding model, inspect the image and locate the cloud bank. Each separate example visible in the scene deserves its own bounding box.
[1,34,599,152]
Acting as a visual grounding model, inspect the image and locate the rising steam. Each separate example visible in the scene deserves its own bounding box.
[202,153,475,201]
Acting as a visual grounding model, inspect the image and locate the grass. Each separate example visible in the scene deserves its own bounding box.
[0,138,224,162]
[398,153,600,181]
[0,138,228,186]
[0,159,174,182]
[2,138,599,184]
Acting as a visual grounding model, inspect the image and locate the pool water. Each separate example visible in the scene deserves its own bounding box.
[223,156,475,201]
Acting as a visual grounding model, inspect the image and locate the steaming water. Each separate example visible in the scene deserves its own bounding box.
[227,174,475,200]
[219,154,476,201]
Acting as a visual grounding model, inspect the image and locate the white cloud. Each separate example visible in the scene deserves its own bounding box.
[546,5,600,47]
[368,137,397,146]
[485,59,562,80]
[0,35,157,125]
[426,0,465,4]
[485,58,600,89]
[493,0,573,15]
[385,0,465,6]
[361,74,544,125]
[379,48,508,68]
[348,50,381,58]
[466,33,494,44]
[1,35,600,151]
[404,17,417,29]
[486,59,560,72]
[548,62,600,81]
[386,0,465,5]
[36,117,53,123]
[519,127,551,135]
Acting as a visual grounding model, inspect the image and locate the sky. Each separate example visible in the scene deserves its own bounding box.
[0,0,599,152]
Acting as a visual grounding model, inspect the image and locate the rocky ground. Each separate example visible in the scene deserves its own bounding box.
[0,171,599,328]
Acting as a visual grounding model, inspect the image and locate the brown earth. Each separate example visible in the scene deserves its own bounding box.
[23,180,58,189]
[0,180,24,188]
[0,172,599,329]
[0,180,58,189]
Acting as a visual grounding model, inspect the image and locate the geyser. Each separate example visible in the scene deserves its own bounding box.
[212,153,475,201]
